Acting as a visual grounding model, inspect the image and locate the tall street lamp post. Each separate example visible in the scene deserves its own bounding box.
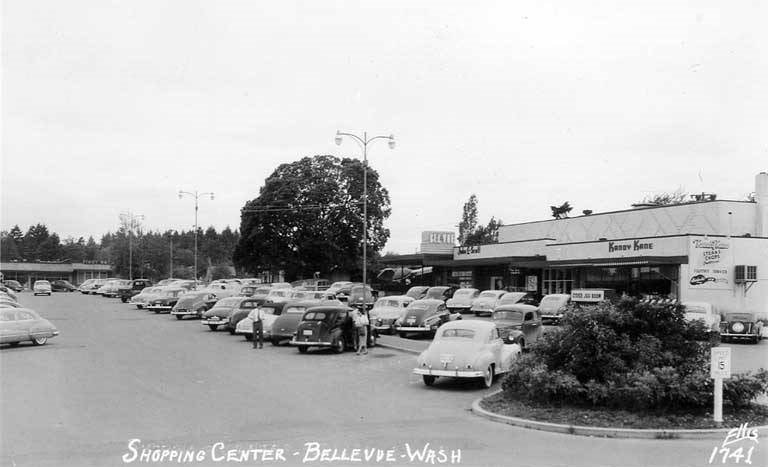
[120,211,144,281]
[178,190,214,284]
[335,130,395,287]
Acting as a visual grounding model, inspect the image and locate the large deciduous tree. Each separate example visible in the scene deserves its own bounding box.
[234,155,391,280]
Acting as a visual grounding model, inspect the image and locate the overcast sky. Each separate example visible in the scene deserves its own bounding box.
[2,1,766,254]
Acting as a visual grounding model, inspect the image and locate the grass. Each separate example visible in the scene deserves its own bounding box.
[480,392,768,430]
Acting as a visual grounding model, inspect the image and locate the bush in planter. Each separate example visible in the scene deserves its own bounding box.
[501,299,768,411]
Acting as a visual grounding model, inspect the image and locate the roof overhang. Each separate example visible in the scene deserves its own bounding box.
[545,256,688,267]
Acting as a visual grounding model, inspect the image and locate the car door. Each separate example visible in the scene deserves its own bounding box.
[522,310,539,342]
[487,327,505,370]
[15,310,36,341]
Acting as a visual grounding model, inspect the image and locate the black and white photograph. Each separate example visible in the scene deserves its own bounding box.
[1,1,767,466]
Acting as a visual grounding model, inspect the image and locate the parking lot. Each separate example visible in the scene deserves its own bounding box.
[1,292,766,467]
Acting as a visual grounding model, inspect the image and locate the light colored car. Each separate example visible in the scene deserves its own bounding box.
[492,304,542,350]
[129,286,165,309]
[326,281,354,296]
[33,280,52,296]
[291,290,334,302]
[470,290,507,316]
[446,288,480,313]
[539,294,571,323]
[198,282,240,299]
[85,278,107,294]
[370,295,414,334]
[414,320,521,388]
[0,308,59,346]
[235,303,283,340]
[98,279,130,297]
[682,301,722,334]
[264,288,295,304]
[78,279,98,294]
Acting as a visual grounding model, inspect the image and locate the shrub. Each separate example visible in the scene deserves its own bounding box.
[502,299,768,411]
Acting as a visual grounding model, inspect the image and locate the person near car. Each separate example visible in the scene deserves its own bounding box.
[252,306,265,349]
[354,307,369,355]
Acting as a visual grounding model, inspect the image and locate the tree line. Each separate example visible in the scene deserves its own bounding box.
[1,223,239,281]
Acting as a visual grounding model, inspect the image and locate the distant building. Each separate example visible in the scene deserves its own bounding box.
[0,261,113,287]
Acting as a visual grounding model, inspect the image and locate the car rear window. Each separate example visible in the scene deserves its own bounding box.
[285,306,306,314]
[303,311,328,321]
[479,291,498,298]
[493,311,524,321]
[441,328,475,339]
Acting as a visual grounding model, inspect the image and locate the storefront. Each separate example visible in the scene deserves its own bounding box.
[0,261,113,287]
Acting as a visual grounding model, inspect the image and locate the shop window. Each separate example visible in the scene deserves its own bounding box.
[543,268,576,295]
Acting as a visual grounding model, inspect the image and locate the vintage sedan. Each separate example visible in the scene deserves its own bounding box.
[425,286,459,302]
[250,286,273,305]
[395,299,459,338]
[118,279,153,303]
[370,295,414,334]
[267,299,339,345]
[129,286,165,309]
[263,288,295,305]
[446,288,480,313]
[470,290,507,316]
[405,286,430,300]
[170,291,218,320]
[496,291,539,308]
[492,304,542,350]
[198,282,240,299]
[346,284,377,310]
[539,294,571,323]
[414,320,521,388]
[0,308,59,346]
[33,280,52,296]
[719,311,763,344]
[325,281,354,296]
[235,300,297,340]
[225,298,264,334]
[200,297,246,331]
[146,287,187,313]
[3,280,24,292]
[51,279,77,292]
[0,300,22,308]
[290,304,356,353]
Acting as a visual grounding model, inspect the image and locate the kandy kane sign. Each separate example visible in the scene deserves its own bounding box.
[608,239,654,253]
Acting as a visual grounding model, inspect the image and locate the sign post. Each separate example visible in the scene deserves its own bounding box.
[710,347,731,424]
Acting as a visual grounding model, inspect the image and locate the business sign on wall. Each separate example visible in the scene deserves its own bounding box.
[420,231,455,254]
[607,239,655,255]
[688,238,731,290]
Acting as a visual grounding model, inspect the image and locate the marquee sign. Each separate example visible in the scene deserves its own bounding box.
[607,239,655,254]
[420,231,455,254]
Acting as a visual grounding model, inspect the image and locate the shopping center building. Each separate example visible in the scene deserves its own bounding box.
[0,261,113,288]
[388,173,767,314]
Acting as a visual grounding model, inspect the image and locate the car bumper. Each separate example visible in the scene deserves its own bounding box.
[720,332,758,338]
[541,314,563,320]
[201,319,229,326]
[289,340,332,346]
[147,306,173,312]
[396,326,435,332]
[413,368,484,378]
[171,310,197,316]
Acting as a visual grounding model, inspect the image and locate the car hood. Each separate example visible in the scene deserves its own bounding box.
[494,319,523,329]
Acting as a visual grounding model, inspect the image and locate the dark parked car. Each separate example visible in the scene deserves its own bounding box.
[200,297,248,331]
[0,308,59,346]
[226,298,268,334]
[425,286,459,302]
[719,311,764,344]
[146,287,187,313]
[269,299,337,345]
[492,304,543,351]
[118,279,153,303]
[3,280,24,292]
[346,284,377,310]
[290,305,357,353]
[170,291,218,320]
[51,280,78,292]
[394,299,460,338]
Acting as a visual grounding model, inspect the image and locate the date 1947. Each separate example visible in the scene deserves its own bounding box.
[708,423,759,465]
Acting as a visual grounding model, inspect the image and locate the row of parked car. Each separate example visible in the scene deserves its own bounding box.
[0,283,59,346]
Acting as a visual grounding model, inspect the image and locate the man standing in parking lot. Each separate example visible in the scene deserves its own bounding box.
[252,307,264,349]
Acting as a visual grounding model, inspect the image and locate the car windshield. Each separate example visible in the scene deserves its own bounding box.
[285,306,306,314]
[493,311,524,322]
[500,293,525,303]
[726,313,754,321]
[440,328,475,339]
[426,289,447,298]
[454,290,475,297]
[375,299,401,308]
[479,291,499,298]
[303,311,329,321]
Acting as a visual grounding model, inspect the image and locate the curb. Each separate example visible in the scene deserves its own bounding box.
[471,391,768,440]
[376,341,422,355]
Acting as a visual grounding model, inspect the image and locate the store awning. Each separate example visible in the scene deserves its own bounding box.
[430,256,547,267]
[546,256,688,268]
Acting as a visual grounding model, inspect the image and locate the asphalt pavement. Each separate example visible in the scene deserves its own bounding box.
[1,292,767,467]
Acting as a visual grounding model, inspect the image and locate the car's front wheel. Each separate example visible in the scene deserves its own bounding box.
[423,375,436,386]
[332,337,344,353]
[32,336,48,346]
[399,332,408,339]
[298,346,308,354]
[121,297,128,303]
[208,325,218,331]
[481,364,494,389]
[175,315,183,320]
[271,338,280,346]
